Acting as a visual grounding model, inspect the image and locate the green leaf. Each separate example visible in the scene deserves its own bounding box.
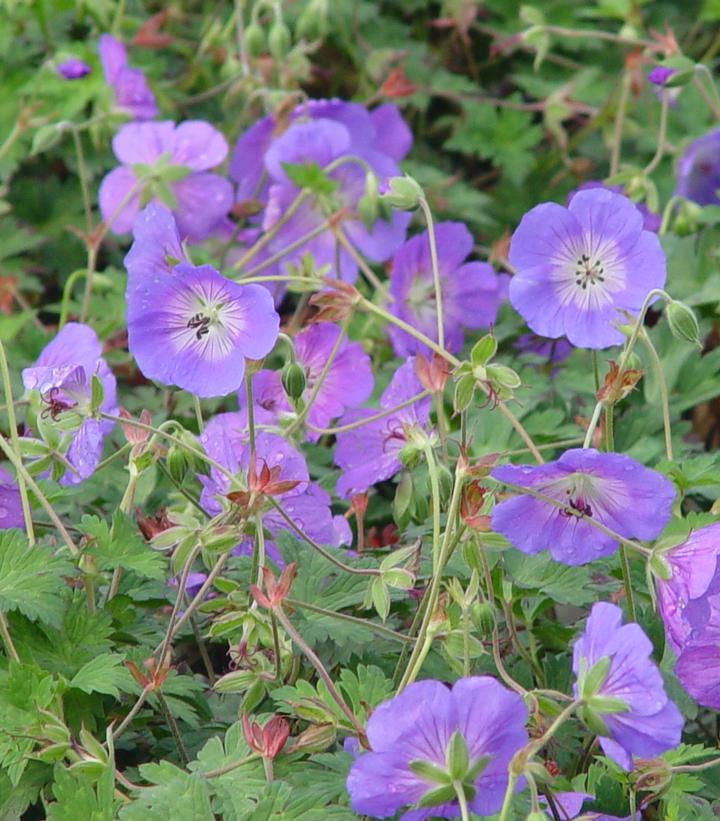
[503,549,593,607]
[69,653,126,698]
[579,656,611,699]
[82,511,166,580]
[0,531,72,625]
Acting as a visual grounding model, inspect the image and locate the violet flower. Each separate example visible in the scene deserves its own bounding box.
[199,416,344,561]
[22,323,117,486]
[334,357,431,498]
[256,117,410,286]
[0,467,24,531]
[569,181,661,233]
[675,637,720,710]
[654,522,720,654]
[675,128,720,207]
[56,58,91,80]
[99,120,234,240]
[124,202,187,303]
[573,602,683,771]
[346,676,528,820]
[387,222,503,356]
[508,188,666,348]
[98,33,157,120]
[229,98,412,205]
[540,792,637,820]
[238,323,373,440]
[126,261,279,398]
[491,448,675,566]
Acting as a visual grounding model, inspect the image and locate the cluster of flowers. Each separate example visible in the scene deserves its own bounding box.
[10,30,720,821]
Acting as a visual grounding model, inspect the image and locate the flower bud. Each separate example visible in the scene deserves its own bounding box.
[393,472,413,528]
[295,0,326,41]
[381,175,423,210]
[526,812,550,821]
[470,601,495,636]
[166,443,189,483]
[282,361,307,400]
[243,22,266,57]
[666,299,701,348]
[287,723,336,754]
[357,172,379,230]
[268,20,291,60]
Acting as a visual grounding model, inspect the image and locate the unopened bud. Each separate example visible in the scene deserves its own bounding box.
[470,601,495,636]
[282,362,306,400]
[295,0,326,40]
[268,21,291,60]
[287,723,336,754]
[243,22,266,57]
[666,299,701,347]
[381,175,423,210]
[166,443,190,483]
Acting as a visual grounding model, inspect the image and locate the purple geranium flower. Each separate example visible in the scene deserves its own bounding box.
[675,128,720,206]
[573,602,683,770]
[491,448,675,566]
[238,323,373,440]
[346,676,528,820]
[647,66,677,87]
[654,523,720,654]
[22,323,117,486]
[540,791,637,820]
[256,117,410,285]
[126,260,279,398]
[334,357,431,498]
[199,416,344,561]
[676,636,720,710]
[98,33,157,120]
[230,99,412,205]
[124,202,187,301]
[508,189,666,348]
[0,467,24,530]
[387,222,503,356]
[569,181,661,233]
[56,58,91,79]
[99,120,233,240]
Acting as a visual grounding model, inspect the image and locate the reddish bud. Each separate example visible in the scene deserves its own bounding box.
[309,279,360,323]
[460,480,491,531]
[379,65,416,98]
[0,276,17,315]
[251,563,297,609]
[133,11,173,48]
[596,360,643,405]
[415,352,450,393]
[242,713,290,759]
[119,407,152,445]
[350,493,368,517]
[135,507,172,540]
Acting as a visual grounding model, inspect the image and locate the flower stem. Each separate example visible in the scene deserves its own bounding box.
[610,71,631,176]
[422,441,442,571]
[155,689,190,766]
[0,433,78,555]
[285,597,414,643]
[399,466,465,690]
[0,611,19,662]
[158,543,204,667]
[418,197,444,349]
[0,339,34,544]
[495,479,651,557]
[273,604,367,741]
[306,390,431,435]
[267,497,380,576]
[639,330,673,460]
[582,288,672,447]
[643,92,670,176]
[359,296,544,463]
[285,318,348,436]
[453,781,470,821]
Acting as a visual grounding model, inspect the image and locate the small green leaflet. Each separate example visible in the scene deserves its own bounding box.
[81,511,166,580]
